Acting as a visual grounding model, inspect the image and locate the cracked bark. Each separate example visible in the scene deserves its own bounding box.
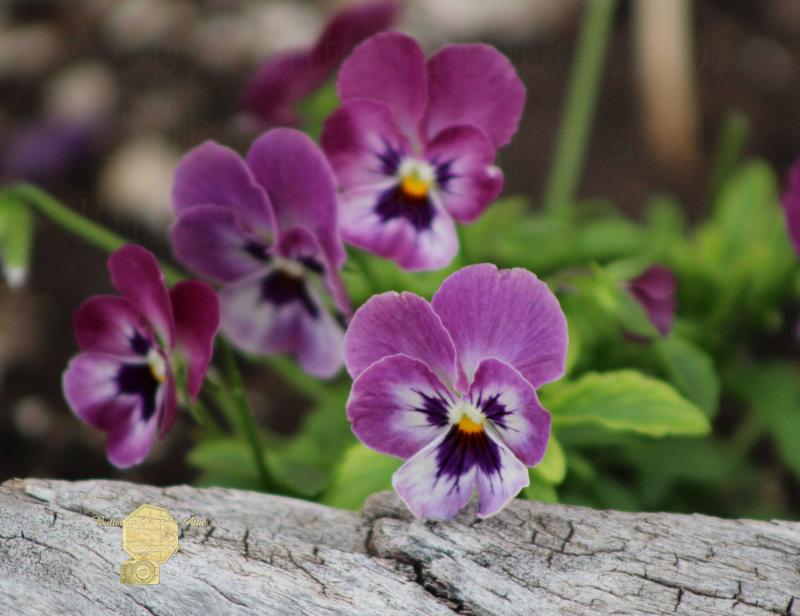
[1,479,798,615]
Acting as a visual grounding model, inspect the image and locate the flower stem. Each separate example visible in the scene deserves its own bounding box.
[542,0,617,222]
[219,338,275,491]
[8,182,184,285]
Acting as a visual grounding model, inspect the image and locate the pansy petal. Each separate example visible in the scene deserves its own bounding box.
[107,403,160,468]
[344,291,457,385]
[469,358,551,466]
[426,125,504,223]
[475,428,530,518]
[322,99,411,190]
[432,264,567,390]
[392,431,477,520]
[158,375,178,438]
[220,272,344,378]
[783,158,800,256]
[172,140,276,233]
[247,128,346,269]
[348,353,453,458]
[170,280,220,400]
[338,32,427,134]
[73,296,149,357]
[627,265,676,337]
[243,50,326,127]
[171,205,267,283]
[339,184,459,271]
[108,245,175,348]
[63,353,137,431]
[310,0,400,70]
[424,44,525,149]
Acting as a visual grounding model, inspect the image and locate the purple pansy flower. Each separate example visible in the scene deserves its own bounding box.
[626,264,677,337]
[345,264,567,519]
[170,128,350,378]
[243,0,399,128]
[782,157,800,256]
[322,32,525,271]
[63,245,220,468]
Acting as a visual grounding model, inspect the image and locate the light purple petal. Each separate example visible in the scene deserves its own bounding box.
[392,431,476,520]
[243,50,326,127]
[475,429,530,518]
[73,296,148,357]
[108,245,175,348]
[220,271,344,378]
[106,402,160,468]
[348,353,452,459]
[783,157,800,256]
[426,125,504,223]
[172,140,276,233]
[310,0,400,70]
[337,32,427,135]
[322,99,411,191]
[170,280,220,400]
[423,44,525,149]
[469,358,551,466]
[247,128,346,270]
[339,184,459,271]
[63,352,137,431]
[431,264,567,390]
[170,205,267,283]
[344,291,457,385]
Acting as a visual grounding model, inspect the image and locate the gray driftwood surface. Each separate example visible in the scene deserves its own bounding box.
[1,479,799,615]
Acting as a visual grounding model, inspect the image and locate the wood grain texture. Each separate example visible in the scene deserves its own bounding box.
[0,478,798,615]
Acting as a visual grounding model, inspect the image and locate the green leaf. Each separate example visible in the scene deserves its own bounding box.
[322,443,402,510]
[546,370,711,436]
[655,335,720,418]
[530,436,566,485]
[523,480,558,503]
[188,438,262,491]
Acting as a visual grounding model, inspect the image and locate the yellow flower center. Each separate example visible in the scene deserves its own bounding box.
[457,415,484,434]
[400,173,431,199]
[147,350,167,384]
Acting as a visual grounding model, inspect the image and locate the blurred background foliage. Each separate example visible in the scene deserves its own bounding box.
[3,0,800,520]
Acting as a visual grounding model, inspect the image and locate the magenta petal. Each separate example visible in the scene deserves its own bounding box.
[170,205,266,283]
[243,50,326,127]
[469,358,551,466]
[426,125,504,223]
[348,353,452,459]
[106,403,159,468]
[392,432,477,520]
[432,264,568,390]
[170,280,220,400]
[158,376,178,439]
[73,296,146,356]
[310,0,400,70]
[475,430,530,518]
[344,291,457,385]
[627,265,677,337]
[172,140,276,233]
[423,44,525,149]
[322,99,411,191]
[338,32,427,135]
[783,158,800,256]
[339,184,459,271]
[220,272,344,378]
[108,245,175,348]
[63,353,136,430]
[247,128,346,270]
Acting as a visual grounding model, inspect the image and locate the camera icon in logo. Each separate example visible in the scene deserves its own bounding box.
[120,558,160,585]
[120,504,179,585]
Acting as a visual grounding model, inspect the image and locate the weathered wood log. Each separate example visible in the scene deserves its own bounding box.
[0,478,798,615]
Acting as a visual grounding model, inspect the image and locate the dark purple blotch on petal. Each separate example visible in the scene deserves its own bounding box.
[375,185,436,230]
[626,265,677,337]
[475,392,511,429]
[436,426,502,482]
[412,390,451,428]
[116,363,161,421]
[261,270,319,318]
[129,330,152,356]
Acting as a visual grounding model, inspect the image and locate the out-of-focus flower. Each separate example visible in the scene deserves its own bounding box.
[322,32,525,271]
[243,0,399,127]
[62,245,220,467]
[170,129,350,378]
[345,264,566,519]
[0,120,93,183]
[625,265,677,337]
[782,157,800,256]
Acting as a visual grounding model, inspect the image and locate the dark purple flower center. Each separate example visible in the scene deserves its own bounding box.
[261,269,319,318]
[244,241,272,263]
[375,185,436,230]
[129,330,151,356]
[436,425,502,481]
[116,362,161,421]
